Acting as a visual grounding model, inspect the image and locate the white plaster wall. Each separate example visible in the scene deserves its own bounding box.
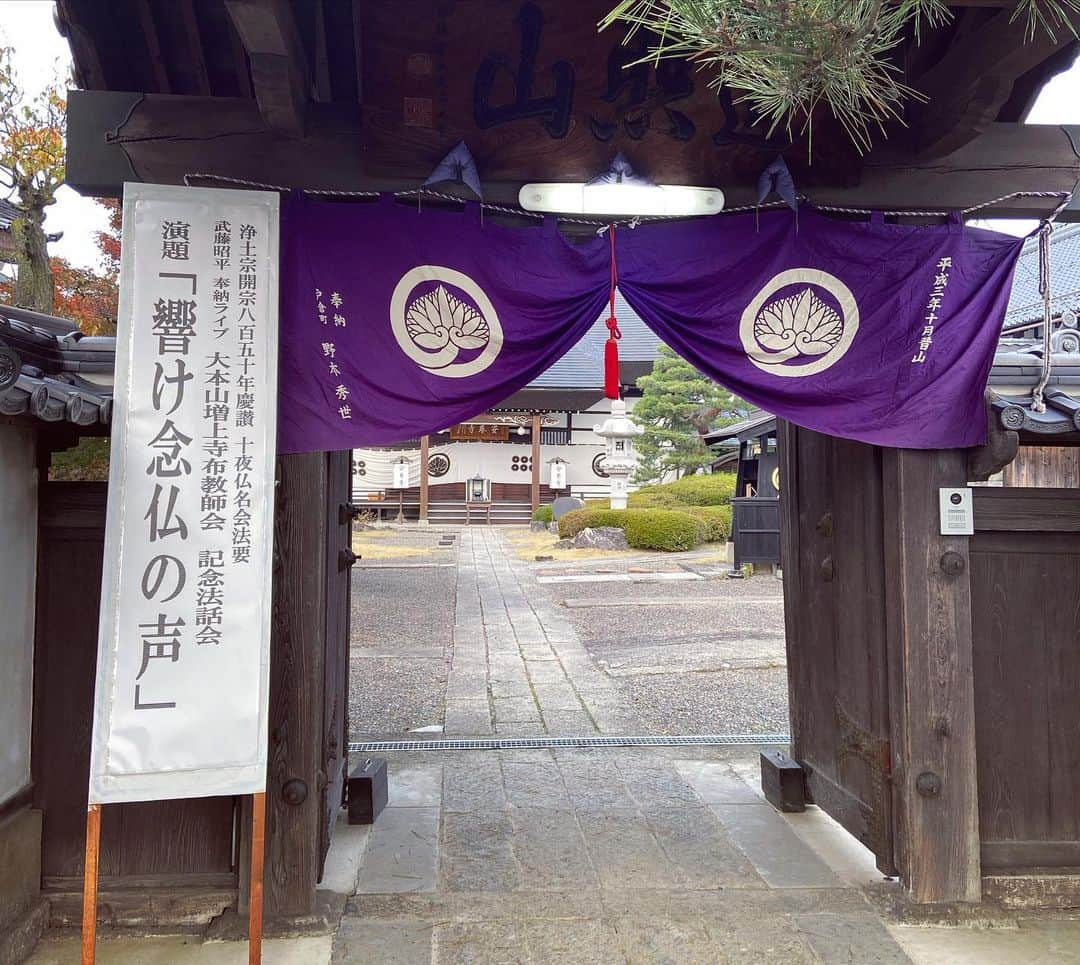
[353,441,609,490]
[0,427,37,804]
[352,400,647,499]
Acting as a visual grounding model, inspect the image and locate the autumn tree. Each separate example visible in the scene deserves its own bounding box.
[632,345,750,483]
[0,45,66,312]
[0,199,120,334]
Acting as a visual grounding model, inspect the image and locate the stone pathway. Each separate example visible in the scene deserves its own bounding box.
[331,745,919,964]
[332,529,920,962]
[445,528,635,736]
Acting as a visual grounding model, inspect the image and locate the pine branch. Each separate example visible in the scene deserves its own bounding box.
[601,0,1070,153]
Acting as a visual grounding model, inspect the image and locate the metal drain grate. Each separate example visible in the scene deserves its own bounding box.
[348,733,790,753]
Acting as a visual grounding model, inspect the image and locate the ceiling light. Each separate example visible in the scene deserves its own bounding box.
[520,181,723,217]
[520,153,723,218]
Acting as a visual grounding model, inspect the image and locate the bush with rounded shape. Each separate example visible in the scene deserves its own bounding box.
[531,505,554,523]
[685,505,732,542]
[630,473,736,508]
[620,510,704,551]
[558,507,625,539]
[558,507,706,552]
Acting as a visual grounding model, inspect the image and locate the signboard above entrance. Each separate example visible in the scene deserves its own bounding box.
[452,423,511,441]
[359,0,858,185]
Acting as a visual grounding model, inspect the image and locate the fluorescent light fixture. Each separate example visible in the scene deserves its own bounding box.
[519,181,724,217]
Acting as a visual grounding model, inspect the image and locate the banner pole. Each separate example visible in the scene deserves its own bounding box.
[248,790,267,965]
[81,803,102,965]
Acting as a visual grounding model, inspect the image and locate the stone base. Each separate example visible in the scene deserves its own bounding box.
[0,897,49,965]
[0,806,44,965]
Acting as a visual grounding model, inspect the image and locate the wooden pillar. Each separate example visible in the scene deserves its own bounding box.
[419,435,430,522]
[883,448,981,903]
[530,414,541,510]
[248,452,328,918]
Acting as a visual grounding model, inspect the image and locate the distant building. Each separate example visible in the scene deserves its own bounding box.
[351,293,663,523]
[0,198,19,266]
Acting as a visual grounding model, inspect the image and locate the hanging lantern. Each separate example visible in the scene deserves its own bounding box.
[548,456,568,490]
[592,399,643,510]
[392,455,411,489]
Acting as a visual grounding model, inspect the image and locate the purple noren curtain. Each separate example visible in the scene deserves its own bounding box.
[277,197,1023,453]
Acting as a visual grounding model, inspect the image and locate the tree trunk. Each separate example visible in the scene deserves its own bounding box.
[13,202,54,313]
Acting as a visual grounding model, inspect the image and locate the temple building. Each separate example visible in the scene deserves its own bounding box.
[350,293,662,522]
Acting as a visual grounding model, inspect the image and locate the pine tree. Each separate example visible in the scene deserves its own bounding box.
[632,345,749,484]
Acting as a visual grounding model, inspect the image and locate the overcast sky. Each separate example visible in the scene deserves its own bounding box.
[2,0,1079,269]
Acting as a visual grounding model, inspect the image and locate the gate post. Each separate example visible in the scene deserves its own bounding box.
[419,435,430,523]
[883,448,981,903]
[239,452,329,919]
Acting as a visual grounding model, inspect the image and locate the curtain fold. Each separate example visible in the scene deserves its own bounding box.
[617,208,1024,449]
[277,195,610,452]
[277,197,1024,454]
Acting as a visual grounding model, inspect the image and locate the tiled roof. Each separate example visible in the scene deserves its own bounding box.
[0,198,19,231]
[529,291,662,389]
[0,305,115,427]
[1004,223,1080,329]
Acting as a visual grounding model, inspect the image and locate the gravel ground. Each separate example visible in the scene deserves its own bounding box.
[537,570,791,735]
[619,668,791,734]
[349,562,455,738]
[347,527,791,740]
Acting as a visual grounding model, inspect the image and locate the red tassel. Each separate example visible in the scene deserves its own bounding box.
[604,332,620,399]
[604,224,621,400]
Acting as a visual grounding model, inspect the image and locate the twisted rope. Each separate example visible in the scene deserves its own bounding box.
[181,173,1071,226]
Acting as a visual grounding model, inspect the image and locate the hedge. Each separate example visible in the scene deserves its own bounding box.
[531,505,554,523]
[557,507,706,552]
[629,472,736,509]
[685,505,733,542]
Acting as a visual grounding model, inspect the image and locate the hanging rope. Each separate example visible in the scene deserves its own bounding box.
[181,173,1071,228]
[1032,221,1055,413]
[604,224,622,400]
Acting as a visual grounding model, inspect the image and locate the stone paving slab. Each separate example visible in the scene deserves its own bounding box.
[354,806,440,895]
[711,803,843,889]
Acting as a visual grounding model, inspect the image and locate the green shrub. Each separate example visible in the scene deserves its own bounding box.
[629,472,736,508]
[685,505,733,542]
[558,507,626,539]
[531,505,553,523]
[557,507,705,552]
[621,510,704,551]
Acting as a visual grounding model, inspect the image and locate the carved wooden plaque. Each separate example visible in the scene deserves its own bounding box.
[361,0,856,185]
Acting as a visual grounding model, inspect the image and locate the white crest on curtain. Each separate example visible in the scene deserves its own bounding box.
[390,266,504,378]
[739,268,859,377]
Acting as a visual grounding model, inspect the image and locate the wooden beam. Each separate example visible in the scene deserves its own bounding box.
[883,448,981,903]
[133,0,171,94]
[54,0,108,91]
[179,0,212,96]
[910,8,1077,158]
[351,0,363,104]
[530,413,541,510]
[225,0,309,137]
[313,0,332,103]
[63,90,1080,219]
[419,434,430,523]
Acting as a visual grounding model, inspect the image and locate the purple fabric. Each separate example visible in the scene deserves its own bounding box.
[619,209,1023,448]
[278,196,1023,454]
[277,195,608,452]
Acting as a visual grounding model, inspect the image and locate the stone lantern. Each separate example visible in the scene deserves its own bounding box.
[548,456,568,491]
[592,399,643,510]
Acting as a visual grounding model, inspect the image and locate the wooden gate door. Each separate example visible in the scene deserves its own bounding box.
[779,422,897,875]
[320,450,352,877]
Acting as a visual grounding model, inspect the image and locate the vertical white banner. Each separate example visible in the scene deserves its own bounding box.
[89,183,279,804]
